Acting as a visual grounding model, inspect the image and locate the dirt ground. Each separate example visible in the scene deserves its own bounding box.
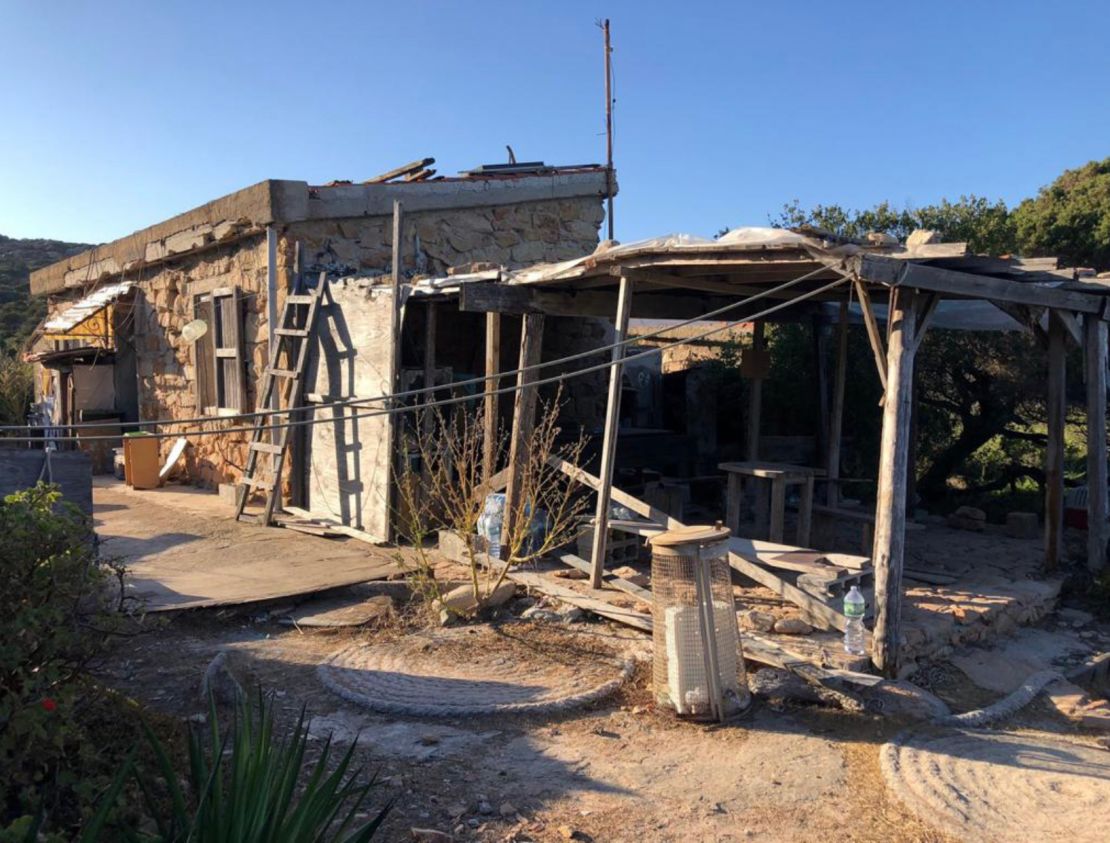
[91,483,1110,842]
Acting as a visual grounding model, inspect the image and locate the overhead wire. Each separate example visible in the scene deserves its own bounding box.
[2,270,850,443]
[4,260,846,434]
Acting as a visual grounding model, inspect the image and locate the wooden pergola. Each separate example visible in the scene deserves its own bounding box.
[455,230,1110,677]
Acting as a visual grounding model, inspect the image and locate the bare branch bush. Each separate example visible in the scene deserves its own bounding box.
[394,390,590,620]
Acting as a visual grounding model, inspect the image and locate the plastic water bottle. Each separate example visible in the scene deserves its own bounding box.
[843,585,867,656]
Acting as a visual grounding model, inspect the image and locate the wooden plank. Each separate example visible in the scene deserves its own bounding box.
[482,312,501,481]
[826,300,849,506]
[854,279,888,390]
[503,313,545,557]
[504,569,653,632]
[797,475,816,546]
[554,551,653,604]
[1085,315,1108,573]
[1045,311,1067,570]
[282,505,387,545]
[858,253,1108,314]
[364,157,435,184]
[871,289,922,677]
[590,275,634,587]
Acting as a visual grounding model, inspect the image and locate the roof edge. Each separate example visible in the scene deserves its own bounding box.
[29,180,308,296]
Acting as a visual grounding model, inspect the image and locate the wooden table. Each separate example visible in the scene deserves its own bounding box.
[719,461,826,545]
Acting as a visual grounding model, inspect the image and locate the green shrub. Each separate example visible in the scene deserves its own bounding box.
[84,692,390,842]
[0,483,126,828]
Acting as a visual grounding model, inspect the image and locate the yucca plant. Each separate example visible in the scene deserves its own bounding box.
[82,691,390,842]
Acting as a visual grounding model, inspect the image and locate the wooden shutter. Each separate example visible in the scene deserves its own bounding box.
[194,296,216,413]
[211,287,247,413]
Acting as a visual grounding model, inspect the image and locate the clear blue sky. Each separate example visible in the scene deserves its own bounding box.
[2,0,1108,246]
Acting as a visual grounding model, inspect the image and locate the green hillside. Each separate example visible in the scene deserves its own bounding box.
[0,234,91,353]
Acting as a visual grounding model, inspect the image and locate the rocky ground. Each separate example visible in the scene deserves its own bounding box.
[93,567,1110,842]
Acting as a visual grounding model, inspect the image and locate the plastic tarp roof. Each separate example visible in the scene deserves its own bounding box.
[43,280,134,333]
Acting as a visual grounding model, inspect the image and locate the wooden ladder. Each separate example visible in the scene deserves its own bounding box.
[234,274,328,526]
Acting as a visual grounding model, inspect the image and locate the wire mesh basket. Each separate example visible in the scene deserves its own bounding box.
[650,525,750,721]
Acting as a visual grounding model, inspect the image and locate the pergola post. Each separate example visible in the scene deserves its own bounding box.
[1085,314,1108,573]
[482,312,501,482]
[872,288,923,677]
[421,301,436,437]
[1045,311,1067,570]
[589,276,634,588]
[503,313,545,559]
[746,320,766,460]
[826,301,849,506]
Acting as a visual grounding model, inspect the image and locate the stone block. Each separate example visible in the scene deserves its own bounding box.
[1005,511,1039,539]
[948,505,986,531]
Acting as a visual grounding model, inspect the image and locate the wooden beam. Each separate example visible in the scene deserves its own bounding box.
[503,313,545,558]
[1085,315,1108,573]
[826,301,849,506]
[482,312,501,482]
[871,289,923,677]
[458,281,814,322]
[1045,311,1067,571]
[854,279,888,390]
[858,253,1108,315]
[590,276,635,588]
[813,313,830,470]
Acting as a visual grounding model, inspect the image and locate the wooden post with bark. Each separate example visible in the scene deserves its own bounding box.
[1085,314,1108,573]
[1045,311,1067,570]
[482,313,501,482]
[589,276,634,587]
[503,313,545,558]
[871,287,930,677]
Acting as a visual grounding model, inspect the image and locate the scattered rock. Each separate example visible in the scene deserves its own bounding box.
[561,607,586,623]
[446,803,467,819]
[509,596,537,614]
[773,617,813,635]
[610,565,650,588]
[521,606,561,623]
[947,506,986,532]
[1005,511,1040,539]
[439,581,517,617]
[499,801,518,818]
[738,609,776,632]
[411,829,454,842]
[552,568,589,580]
[199,651,245,705]
[477,800,494,815]
[1058,607,1095,626]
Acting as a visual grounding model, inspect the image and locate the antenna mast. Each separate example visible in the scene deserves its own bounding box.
[603,18,614,241]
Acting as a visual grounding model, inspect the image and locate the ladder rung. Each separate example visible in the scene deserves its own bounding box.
[243,477,274,490]
[249,442,285,455]
[275,328,309,338]
[266,368,297,378]
[286,294,315,305]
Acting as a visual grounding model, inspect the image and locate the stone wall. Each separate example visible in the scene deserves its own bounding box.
[287,196,605,279]
[40,193,608,493]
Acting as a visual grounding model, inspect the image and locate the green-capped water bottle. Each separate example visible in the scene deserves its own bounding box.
[843,585,866,656]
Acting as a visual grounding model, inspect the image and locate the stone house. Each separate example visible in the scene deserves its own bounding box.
[28,164,613,538]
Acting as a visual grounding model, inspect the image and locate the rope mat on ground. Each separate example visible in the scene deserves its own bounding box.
[881,726,1110,842]
[318,623,634,717]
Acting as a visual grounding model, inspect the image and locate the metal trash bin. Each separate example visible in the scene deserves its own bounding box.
[650,524,750,721]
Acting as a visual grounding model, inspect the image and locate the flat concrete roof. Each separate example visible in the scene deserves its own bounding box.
[30,169,612,296]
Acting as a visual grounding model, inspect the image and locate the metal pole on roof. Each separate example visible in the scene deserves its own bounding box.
[603,18,614,241]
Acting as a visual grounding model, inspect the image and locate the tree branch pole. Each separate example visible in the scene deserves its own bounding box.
[1085,314,1108,573]
[871,288,922,677]
[1044,311,1067,570]
[589,275,634,588]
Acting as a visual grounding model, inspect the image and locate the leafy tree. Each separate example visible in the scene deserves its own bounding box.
[1013,157,1110,270]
